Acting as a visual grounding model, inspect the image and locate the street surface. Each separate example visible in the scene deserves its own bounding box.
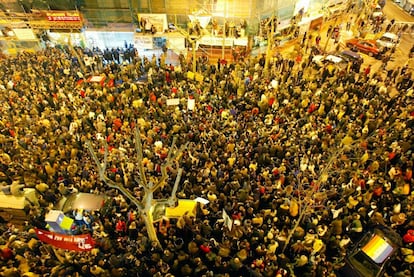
[383,1,414,68]
[384,1,414,22]
[320,1,414,74]
[149,2,414,71]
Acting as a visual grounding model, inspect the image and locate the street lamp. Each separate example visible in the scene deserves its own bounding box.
[323,15,340,52]
[189,36,198,73]
[264,15,276,77]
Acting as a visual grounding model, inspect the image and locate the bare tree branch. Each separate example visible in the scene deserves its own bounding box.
[86,140,145,210]
[86,126,189,246]
[155,167,183,207]
[151,141,189,193]
[85,140,105,181]
[134,127,148,187]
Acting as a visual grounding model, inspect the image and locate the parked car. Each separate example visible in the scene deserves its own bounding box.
[337,226,402,277]
[338,50,364,64]
[55,192,110,214]
[312,54,346,69]
[346,38,383,58]
[376,32,399,50]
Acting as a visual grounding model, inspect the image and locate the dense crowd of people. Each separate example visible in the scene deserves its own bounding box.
[0,27,413,277]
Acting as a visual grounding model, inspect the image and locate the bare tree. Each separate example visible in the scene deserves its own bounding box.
[280,116,401,256]
[86,126,187,246]
[281,142,353,254]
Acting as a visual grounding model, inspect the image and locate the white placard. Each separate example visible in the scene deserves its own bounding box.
[88,76,105,82]
[167,36,186,51]
[187,98,195,111]
[222,209,233,231]
[271,79,278,89]
[233,37,248,46]
[166,98,180,106]
[194,197,210,205]
[13,28,37,40]
[134,35,154,49]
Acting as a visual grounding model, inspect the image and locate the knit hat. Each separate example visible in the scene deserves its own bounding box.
[35,183,49,193]
[391,213,406,226]
[237,249,248,261]
[331,219,343,235]
[296,255,308,267]
[289,199,299,217]
[403,230,414,243]
[313,239,324,253]
[293,226,305,240]
[347,195,359,209]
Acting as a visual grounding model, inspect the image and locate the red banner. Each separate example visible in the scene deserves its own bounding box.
[35,228,95,252]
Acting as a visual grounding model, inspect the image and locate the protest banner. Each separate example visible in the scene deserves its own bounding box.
[35,228,95,252]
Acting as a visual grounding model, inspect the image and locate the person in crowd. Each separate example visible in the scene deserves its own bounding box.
[0,23,412,277]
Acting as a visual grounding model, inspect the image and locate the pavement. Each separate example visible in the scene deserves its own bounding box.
[250,13,351,53]
[139,5,413,75]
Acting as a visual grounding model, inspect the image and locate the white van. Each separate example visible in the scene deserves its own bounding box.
[376,32,399,50]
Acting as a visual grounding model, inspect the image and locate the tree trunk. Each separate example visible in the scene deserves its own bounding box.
[142,211,160,246]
